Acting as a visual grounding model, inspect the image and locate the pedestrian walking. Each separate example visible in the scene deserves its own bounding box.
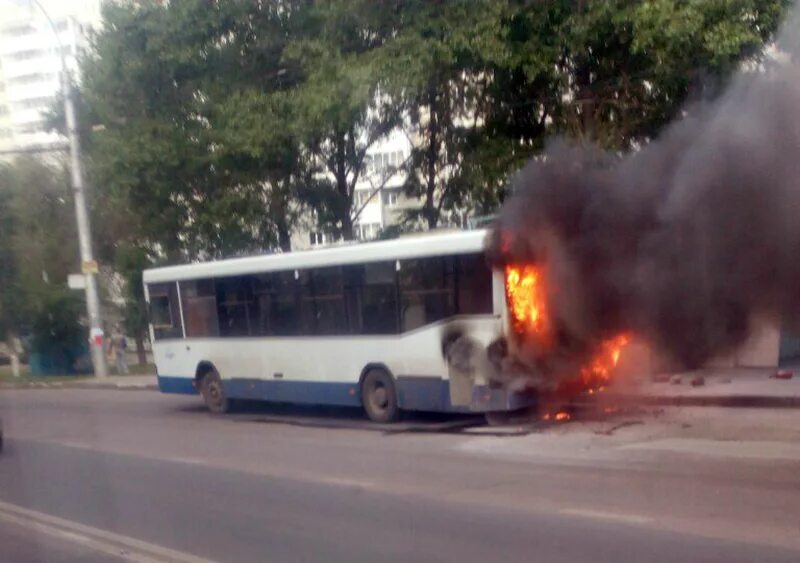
[112,327,129,375]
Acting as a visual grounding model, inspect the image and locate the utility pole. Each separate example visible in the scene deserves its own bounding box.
[28,1,108,377]
[63,72,108,377]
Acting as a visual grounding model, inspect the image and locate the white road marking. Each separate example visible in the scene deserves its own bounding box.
[12,437,800,554]
[52,528,94,544]
[0,498,215,563]
[32,438,379,492]
[560,508,654,525]
[314,475,377,489]
[167,456,209,466]
[58,440,95,450]
[620,438,800,461]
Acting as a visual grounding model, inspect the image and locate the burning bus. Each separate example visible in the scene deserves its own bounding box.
[144,231,622,422]
[145,224,632,423]
[147,228,578,422]
[442,230,632,416]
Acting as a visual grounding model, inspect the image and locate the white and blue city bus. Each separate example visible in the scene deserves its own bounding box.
[143,229,533,422]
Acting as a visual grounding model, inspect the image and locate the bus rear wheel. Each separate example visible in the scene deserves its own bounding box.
[200,368,230,414]
[361,369,399,423]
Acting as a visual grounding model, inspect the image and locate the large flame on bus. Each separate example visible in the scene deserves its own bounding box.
[504,265,549,336]
[504,264,630,390]
[579,333,631,388]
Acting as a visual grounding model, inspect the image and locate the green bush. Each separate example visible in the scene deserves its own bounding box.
[31,292,84,357]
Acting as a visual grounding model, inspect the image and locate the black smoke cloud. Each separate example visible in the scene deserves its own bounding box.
[489,7,800,375]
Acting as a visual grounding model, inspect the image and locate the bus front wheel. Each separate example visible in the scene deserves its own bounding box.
[200,368,230,414]
[361,369,399,423]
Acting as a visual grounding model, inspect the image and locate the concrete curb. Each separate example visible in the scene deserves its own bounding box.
[3,382,799,407]
[607,393,800,409]
[74,383,159,392]
[0,382,158,392]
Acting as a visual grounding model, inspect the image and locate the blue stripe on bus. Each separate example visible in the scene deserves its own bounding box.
[225,379,362,407]
[398,377,536,412]
[157,374,536,413]
[397,377,451,411]
[158,375,197,395]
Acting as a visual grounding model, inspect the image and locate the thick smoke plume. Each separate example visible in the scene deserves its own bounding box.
[490,6,800,377]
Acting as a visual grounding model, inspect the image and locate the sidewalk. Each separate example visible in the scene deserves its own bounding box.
[606,367,800,408]
[3,368,800,408]
[73,374,158,391]
[0,374,158,391]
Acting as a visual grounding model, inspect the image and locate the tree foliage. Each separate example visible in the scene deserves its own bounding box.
[285,0,402,239]
[81,0,311,258]
[0,158,79,345]
[74,0,789,251]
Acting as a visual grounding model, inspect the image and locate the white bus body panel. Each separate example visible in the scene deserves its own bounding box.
[147,230,534,412]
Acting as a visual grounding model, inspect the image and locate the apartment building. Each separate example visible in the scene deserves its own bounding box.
[0,0,102,155]
[296,128,421,250]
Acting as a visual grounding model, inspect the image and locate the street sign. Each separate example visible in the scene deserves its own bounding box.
[81,260,99,275]
[67,273,86,290]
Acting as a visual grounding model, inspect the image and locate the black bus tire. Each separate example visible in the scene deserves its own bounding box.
[200,368,231,414]
[361,369,400,423]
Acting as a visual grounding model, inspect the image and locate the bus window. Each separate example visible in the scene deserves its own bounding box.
[181,279,219,337]
[251,275,271,335]
[216,276,253,337]
[310,267,347,335]
[253,271,300,336]
[456,254,493,315]
[399,257,456,332]
[150,296,172,327]
[344,262,398,335]
[148,282,183,340]
[296,270,315,334]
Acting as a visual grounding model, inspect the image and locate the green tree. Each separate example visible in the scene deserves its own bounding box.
[30,291,84,366]
[0,157,80,350]
[446,0,790,214]
[74,0,789,253]
[0,165,21,345]
[558,0,788,148]
[286,0,401,240]
[377,0,508,230]
[114,245,152,366]
[80,0,311,258]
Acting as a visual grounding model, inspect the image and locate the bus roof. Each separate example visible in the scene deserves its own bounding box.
[143,229,489,284]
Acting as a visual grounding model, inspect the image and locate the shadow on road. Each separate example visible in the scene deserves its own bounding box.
[171,399,526,435]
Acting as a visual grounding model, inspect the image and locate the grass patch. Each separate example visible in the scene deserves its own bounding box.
[0,362,155,382]
[126,363,156,376]
[0,364,93,383]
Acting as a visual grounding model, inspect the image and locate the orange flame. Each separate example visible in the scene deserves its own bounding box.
[554,411,571,421]
[504,265,548,336]
[580,333,631,388]
[504,262,631,391]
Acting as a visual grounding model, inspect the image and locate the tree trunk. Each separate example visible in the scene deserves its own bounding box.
[7,334,22,377]
[278,226,291,252]
[333,132,355,241]
[276,206,291,252]
[134,329,147,366]
[10,353,20,378]
[270,183,293,252]
[423,86,440,230]
[341,214,354,241]
[575,62,594,140]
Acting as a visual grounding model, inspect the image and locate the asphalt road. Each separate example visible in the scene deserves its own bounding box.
[0,389,798,562]
[0,514,125,562]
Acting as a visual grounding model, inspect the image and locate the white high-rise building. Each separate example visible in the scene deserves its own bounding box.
[0,0,102,155]
[294,129,417,250]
